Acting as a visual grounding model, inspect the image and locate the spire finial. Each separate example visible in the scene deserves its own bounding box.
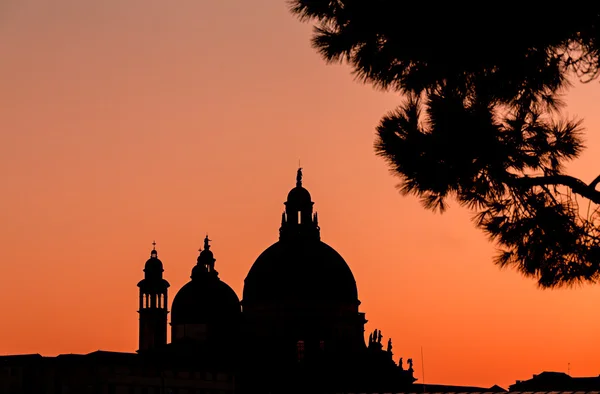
[204,234,212,250]
[150,240,158,257]
[296,167,303,187]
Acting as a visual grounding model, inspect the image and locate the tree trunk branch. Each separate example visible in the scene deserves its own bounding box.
[589,174,600,189]
[512,175,600,204]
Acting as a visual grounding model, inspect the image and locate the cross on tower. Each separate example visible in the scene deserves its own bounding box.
[152,240,156,250]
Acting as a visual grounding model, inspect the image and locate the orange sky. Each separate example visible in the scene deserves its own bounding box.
[1,0,600,389]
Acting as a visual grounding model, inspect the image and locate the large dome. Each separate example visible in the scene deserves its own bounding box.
[242,239,358,304]
[171,275,240,324]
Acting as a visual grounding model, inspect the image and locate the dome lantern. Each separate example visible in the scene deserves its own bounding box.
[191,235,218,279]
[280,168,320,241]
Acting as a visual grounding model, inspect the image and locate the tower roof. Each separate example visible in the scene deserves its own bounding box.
[138,241,170,291]
[144,243,163,273]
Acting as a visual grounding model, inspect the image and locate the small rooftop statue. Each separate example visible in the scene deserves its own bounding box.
[296,167,303,187]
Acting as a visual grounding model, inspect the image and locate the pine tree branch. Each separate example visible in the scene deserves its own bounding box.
[512,175,600,204]
[589,174,600,189]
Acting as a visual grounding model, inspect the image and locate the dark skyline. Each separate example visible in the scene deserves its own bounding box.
[1,1,600,389]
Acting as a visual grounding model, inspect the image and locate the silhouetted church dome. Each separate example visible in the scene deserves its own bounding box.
[171,278,240,324]
[171,237,241,325]
[243,169,359,305]
[243,239,358,304]
[286,186,312,205]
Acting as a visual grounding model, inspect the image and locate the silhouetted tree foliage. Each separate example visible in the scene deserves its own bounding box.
[289,1,600,288]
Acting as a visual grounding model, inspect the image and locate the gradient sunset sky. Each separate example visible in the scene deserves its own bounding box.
[2,0,600,389]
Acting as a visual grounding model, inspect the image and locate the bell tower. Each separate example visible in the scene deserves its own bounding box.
[137,241,170,352]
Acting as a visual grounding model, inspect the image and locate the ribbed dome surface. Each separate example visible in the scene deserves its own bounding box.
[243,239,358,304]
[171,276,241,324]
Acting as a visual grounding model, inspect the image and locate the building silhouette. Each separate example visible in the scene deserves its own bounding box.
[0,169,597,393]
[509,371,600,391]
[137,243,170,352]
[138,168,416,392]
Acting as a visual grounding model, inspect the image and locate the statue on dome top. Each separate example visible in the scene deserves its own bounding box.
[296,167,303,187]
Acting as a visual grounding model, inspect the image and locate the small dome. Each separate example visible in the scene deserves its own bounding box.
[144,256,164,272]
[138,249,169,291]
[197,248,214,262]
[171,276,241,324]
[286,186,312,205]
[243,239,358,304]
